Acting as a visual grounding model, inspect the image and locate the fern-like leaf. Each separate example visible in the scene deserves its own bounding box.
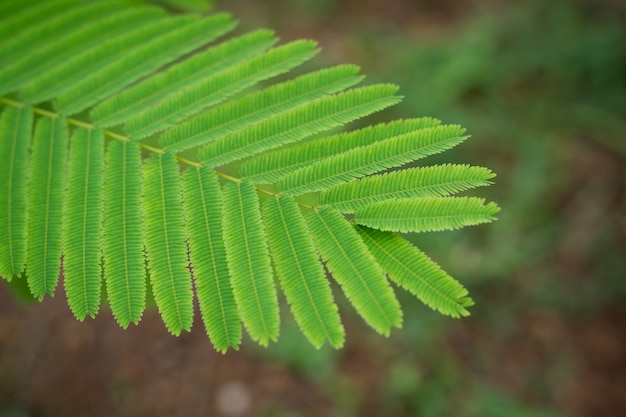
[91,29,276,129]
[279,125,467,196]
[103,141,146,328]
[222,181,279,346]
[0,105,33,280]
[263,196,344,348]
[26,116,68,300]
[354,197,500,233]
[305,207,402,335]
[142,152,194,336]
[0,0,500,349]
[183,166,241,353]
[161,64,364,153]
[357,226,474,318]
[124,39,318,140]
[199,84,401,167]
[63,127,104,320]
[241,117,441,183]
[319,164,495,213]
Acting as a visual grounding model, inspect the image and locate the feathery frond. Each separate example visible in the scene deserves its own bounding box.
[263,196,345,348]
[91,29,276,129]
[279,125,467,196]
[306,207,402,335]
[319,164,495,213]
[103,141,146,328]
[124,40,319,139]
[183,166,241,353]
[240,117,441,183]
[222,181,279,346]
[26,116,68,300]
[161,65,363,153]
[142,152,194,336]
[354,197,500,233]
[63,127,104,321]
[0,106,32,280]
[0,0,499,349]
[199,84,401,167]
[357,226,474,318]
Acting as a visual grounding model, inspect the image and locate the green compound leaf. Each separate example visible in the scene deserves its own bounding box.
[306,207,402,336]
[63,127,104,320]
[263,195,344,349]
[0,0,499,349]
[222,181,279,346]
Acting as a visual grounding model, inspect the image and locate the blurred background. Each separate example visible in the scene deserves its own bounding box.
[1,0,625,416]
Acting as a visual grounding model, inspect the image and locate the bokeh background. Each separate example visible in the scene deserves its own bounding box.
[1,0,625,416]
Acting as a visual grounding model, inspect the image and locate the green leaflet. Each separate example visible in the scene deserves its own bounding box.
[2,7,165,95]
[354,197,500,233]
[63,127,104,320]
[91,29,275,129]
[0,106,33,280]
[222,181,279,346]
[279,125,467,196]
[161,64,364,153]
[20,11,170,103]
[319,164,496,213]
[143,152,193,336]
[124,39,318,140]
[357,226,474,318]
[200,84,401,167]
[241,117,441,184]
[0,1,122,72]
[306,207,402,335]
[103,141,146,328]
[183,166,241,352]
[263,196,344,349]
[54,13,234,115]
[26,116,68,300]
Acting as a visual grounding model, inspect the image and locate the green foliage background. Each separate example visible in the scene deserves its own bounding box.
[1,0,624,416]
